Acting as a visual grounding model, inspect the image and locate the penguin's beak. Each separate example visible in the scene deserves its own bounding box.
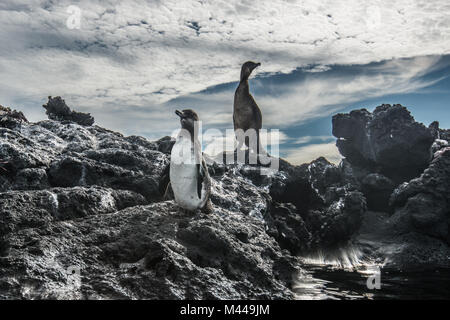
[175,110,184,118]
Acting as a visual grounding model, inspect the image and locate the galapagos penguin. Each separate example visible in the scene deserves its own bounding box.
[233,61,264,158]
[170,109,212,213]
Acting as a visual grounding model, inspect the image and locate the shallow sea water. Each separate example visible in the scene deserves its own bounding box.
[294,246,450,300]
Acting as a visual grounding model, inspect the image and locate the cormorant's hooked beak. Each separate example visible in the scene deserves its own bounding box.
[248,62,261,73]
[175,110,184,118]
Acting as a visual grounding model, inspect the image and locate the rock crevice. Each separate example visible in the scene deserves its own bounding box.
[0,101,448,299]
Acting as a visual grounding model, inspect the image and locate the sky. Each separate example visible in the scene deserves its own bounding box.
[0,0,449,164]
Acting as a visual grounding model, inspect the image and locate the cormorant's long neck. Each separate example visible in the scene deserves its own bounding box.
[238,79,250,96]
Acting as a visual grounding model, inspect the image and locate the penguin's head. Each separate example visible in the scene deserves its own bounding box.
[175,109,199,132]
[240,61,261,81]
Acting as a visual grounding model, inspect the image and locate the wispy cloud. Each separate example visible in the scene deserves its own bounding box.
[200,129,288,158]
[1,0,449,125]
[285,142,342,165]
[294,136,334,145]
[1,0,449,165]
[169,55,448,132]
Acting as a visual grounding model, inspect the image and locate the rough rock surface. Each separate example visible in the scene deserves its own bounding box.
[0,109,327,299]
[42,96,95,126]
[0,100,449,299]
[333,104,434,183]
[0,105,28,130]
[389,147,450,244]
[332,107,450,267]
[0,119,168,202]
[429,121,450,142]
[332,104,435,211]
[267,157,366,251]
[361,173,395,212]
[0,201,300,299]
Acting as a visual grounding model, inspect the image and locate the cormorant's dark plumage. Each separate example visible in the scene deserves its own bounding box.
[233,61,262,154]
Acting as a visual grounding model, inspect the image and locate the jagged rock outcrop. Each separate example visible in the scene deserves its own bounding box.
[0,187,147,235]
[0,105,28,130]
[0,200,300,299]
[0,119,168,203]
[429,121,450,142]
[360,173,395,212]
[267,157,366,251]
[332,104,435,211]
[43,96,94,126]
[332,107,450,266]
[389,147,450,244]
[429,121,450,154]
[1,99,449,299]
[333,104,434,183]
[1,104,361,299]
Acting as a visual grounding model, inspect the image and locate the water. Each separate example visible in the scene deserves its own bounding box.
[294,248,450,300]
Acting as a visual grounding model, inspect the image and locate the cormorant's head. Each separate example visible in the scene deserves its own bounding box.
[240,61,261,82]
[175,109,199,132]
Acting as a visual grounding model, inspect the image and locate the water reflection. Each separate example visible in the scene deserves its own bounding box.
[294,246,450,300]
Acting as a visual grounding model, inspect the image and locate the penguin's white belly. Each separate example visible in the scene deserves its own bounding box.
[170,139,204,211]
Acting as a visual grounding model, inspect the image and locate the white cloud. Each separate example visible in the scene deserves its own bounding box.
[260,55,446,127]
[0,0,449,167]
[202,128,288,158]
[169,54,445,133]
[0,0,449,126]
[294,135,334,144]
[285,142,342,165]
[304,65,332,73]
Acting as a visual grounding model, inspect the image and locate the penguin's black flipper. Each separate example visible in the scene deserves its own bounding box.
[197,163,204,199]
[159,163,172,199]
[163,181,174,200]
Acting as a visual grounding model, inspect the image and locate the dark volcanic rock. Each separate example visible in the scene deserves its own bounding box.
[0,101,302,299]
[333,109,373,168]
[333,113,450,269]
[308,190,366,247]
[353,210,450,269]
[389,147,450,244]
[429,121,440,140]
[48,154,164,201]
[429,121,449,154]
[267,157,366,252]
[431,139,448,154]
[269,158,327,212]
[440,129,450,142]
[0,187,146,236]
[13,168,50,190]
[43,96,94,126]
[156,136,176,154]
[0,202,299,299]
[429,121,450,142]
[361,173,395,212]
[332,104,435,212]
[333,104,434,183]
[265,203,311,254]
[1,98,449,299]
[0,105,28,129]
[0,118,168,202]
